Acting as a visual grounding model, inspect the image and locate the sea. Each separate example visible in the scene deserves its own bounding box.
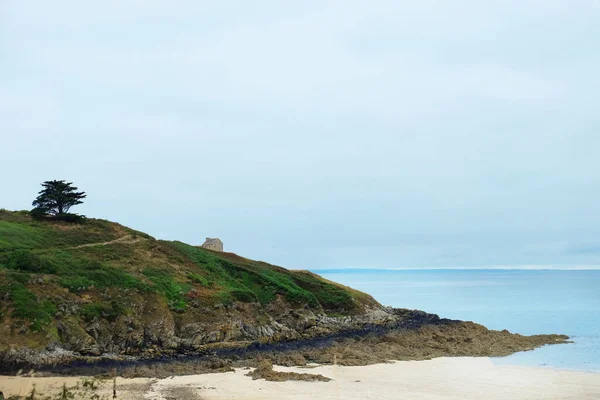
[315,269,600,372]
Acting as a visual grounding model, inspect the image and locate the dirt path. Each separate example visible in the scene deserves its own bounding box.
[70,234,147,249]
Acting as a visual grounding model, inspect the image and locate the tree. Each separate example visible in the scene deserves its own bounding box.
[32,180,86,216]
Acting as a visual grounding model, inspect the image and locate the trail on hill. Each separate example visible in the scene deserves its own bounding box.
[69,234,147,249]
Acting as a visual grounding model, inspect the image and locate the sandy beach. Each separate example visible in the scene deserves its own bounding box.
[1,357,599,400]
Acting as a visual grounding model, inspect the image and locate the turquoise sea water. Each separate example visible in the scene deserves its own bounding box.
[316,269,600,372]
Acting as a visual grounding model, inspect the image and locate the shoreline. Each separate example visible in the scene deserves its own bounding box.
[0,317,570,377]
[490,356,600,375]
[491,362,600,375]
[1,357,599,399]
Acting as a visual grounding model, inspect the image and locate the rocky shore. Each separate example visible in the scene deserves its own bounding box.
[0,307,569,377]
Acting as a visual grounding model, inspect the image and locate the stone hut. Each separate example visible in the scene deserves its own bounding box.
[201,237,223,252]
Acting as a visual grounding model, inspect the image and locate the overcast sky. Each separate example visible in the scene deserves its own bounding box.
[2,1,600,269]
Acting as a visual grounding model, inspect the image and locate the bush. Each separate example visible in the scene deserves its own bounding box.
[80,301,124,322]
[83,265,148,290]
[230,289,257,303]
[55,213,86,223]
[186,272,209,286]
[9,282,56,331]
[6,249,57,273]
[6,270,30,284]
[29,207,49,220]
[29,209,85,223]
[144,268,190,311]
[60,276,95,292]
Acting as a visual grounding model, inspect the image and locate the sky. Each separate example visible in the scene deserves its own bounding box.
[1,1,600,269]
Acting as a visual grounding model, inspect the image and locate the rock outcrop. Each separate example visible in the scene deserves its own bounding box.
[0,305,570,376]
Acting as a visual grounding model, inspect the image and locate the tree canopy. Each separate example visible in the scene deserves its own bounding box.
[32,180,86,216]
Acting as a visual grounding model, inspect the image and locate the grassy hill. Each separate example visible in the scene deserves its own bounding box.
[0,209,570,376]
[0,209,379,356]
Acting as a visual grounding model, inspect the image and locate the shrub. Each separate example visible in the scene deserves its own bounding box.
[216,290,234,306]
[230,289,257,303]
[6,249,56,273]
[80,300,124,322]
[6,270,30,284]
[9,282,56,331]
[291,272,356,310]
[54,213,86,223]
[143,268,190,311]
[29,207,49,220]
[60,276,95,292]
[186,272,209,286]
[74,262,149,290]
[29,209,85,223]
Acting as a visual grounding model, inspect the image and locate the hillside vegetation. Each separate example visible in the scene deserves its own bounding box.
[0,209,570,376]
[0,209,379,356]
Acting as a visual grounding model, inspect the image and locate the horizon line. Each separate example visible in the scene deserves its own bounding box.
[311,266,600,272]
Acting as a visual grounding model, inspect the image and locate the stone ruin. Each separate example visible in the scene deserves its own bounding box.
[201,237,223,252]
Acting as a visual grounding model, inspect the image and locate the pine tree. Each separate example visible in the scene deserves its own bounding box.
[31,180,86,216]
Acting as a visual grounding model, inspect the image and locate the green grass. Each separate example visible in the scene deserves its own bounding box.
[0,217,118,251]
[60,275,95,291]
[143,268,192,312]
[3,249,57,273]
[0,277,56,332]
[80,301,124,322]
[0,209,151,251]
[167,242,322,307]
[0,209,376,335]
[289,270,357,310]
[186,272,209,286]
[9,248,152,292]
